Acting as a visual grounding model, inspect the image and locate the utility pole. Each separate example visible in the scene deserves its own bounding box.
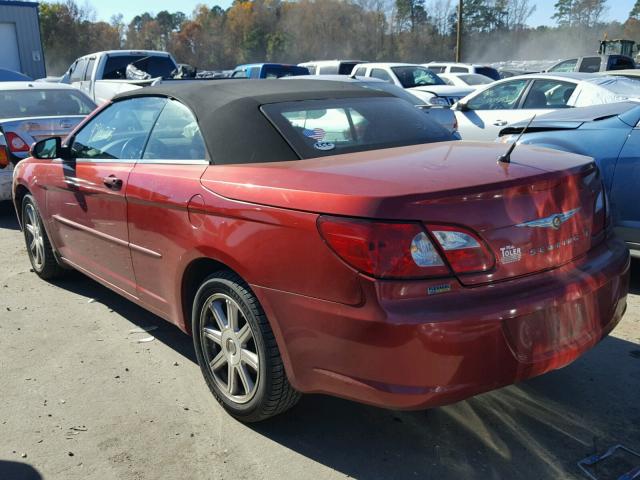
[456,0,463,62]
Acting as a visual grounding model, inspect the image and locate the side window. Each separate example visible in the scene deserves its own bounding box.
[451,66,467,73]
[70,58,87,83]
[353,67,367,77]
[232,69,247,78]
[549,58,578,72]
[71,97,166,160]
[467,79,529,110]
[579,57,602,73]
[370,68,393,83]
[84,58,95,81]
[305,65,317,75]
[522,79,576,109]
[143,100,207,161]
[610,56,635,70]
[319,65,338,75]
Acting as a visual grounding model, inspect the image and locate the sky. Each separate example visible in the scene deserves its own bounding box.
[90,0,637,27]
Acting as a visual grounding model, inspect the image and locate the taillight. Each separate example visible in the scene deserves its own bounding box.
[428,225,495,274]
[5,132,30,153]
[0,145,8,168]
[593,187,608,235]
[317,216,449,279]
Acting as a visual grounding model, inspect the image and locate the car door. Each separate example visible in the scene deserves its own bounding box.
[79,57,96,97]
[455,78,530,141]
[609,126,640,249]
[126,98,209,320]
[44,96,166,298]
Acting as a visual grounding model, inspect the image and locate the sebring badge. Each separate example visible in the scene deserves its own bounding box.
[516,208,580,230]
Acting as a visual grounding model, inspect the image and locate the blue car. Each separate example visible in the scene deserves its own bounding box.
[498,101,640,258]
[0,68,31,82]
[231,63,309,79]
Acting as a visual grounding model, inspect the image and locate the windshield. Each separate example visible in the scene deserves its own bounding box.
[0,89,96,118]
[262,97,455,159]
[103,55,176,80]
[391,66,445,88]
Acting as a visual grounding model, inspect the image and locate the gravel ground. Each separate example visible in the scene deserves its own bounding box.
[1,202,639,480]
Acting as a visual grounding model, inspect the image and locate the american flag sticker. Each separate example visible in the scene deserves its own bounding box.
[303,128,326,140]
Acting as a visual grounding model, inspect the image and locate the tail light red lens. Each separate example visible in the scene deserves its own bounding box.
[5,132,30,153]
[428,225,495,274]
[0,145,8,168]
[317,216,450,279]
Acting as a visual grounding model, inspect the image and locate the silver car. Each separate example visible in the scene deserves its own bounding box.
[0,82,96,200]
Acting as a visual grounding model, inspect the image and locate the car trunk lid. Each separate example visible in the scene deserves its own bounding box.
[0,115,86,144]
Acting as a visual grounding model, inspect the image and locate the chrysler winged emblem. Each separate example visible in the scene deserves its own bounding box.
[516,208,580,230]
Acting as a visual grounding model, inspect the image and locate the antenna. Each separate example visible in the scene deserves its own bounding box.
[498,114,536,164]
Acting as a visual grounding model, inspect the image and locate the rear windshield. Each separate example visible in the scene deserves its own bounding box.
[0,89,96,118]
[263,66,309,78]
[103,55,176,80]
[391,67,445,88]
[460,74,493,85]
[475,67,500,81]
[262,97,455,159]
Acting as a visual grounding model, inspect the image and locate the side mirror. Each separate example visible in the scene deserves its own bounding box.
[31,137,71,161]
[453,101,469,112]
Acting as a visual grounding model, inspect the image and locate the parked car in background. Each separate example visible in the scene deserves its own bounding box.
[452,73,640,140]
[438,73,493,89]
[0,133,11,202]
[351,62,473,105]
[1,81,96,201]
[285,75,460,135]
[425,62,501,81]
[231,63,309,79]
[498,101,640,258]
[62,50,179,104]
[12,80,629,423]
[0,69,31,82]
[298,60,367,75]
[547,55,635,73]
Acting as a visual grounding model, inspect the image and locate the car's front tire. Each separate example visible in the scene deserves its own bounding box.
[192,271,300,422]
[21,194,66,280]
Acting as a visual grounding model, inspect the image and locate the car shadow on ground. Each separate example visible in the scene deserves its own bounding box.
[0,201,19,231]
[0,460,42,480]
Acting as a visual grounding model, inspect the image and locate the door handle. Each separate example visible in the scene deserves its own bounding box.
[103,175,123,190]
[493,120,508,126]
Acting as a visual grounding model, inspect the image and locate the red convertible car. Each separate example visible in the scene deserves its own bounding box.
[12,80,629,422]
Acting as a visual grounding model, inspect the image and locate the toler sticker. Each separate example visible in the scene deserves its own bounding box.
[500,245,521,264]
[314,141,335,151]
[428,284,451,295]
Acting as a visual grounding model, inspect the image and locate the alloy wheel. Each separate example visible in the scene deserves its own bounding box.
[200,293,260,404]
[24,203,45,271]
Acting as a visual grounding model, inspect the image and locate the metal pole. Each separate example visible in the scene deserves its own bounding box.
[456,0,463,62]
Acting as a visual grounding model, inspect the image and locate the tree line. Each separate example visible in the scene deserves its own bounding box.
[39,0,637,75]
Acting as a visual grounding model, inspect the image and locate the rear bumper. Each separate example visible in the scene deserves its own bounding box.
[253,234,630,410]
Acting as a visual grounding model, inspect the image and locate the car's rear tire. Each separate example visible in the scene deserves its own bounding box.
[192,271,300,422]
[22,194,66,280]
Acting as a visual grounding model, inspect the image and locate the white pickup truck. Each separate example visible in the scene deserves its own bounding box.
[61,50,179,105]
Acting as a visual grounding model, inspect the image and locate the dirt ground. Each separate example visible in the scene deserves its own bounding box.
[1,202,639,480]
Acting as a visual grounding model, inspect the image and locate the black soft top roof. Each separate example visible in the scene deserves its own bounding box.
[114,79,390,164]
